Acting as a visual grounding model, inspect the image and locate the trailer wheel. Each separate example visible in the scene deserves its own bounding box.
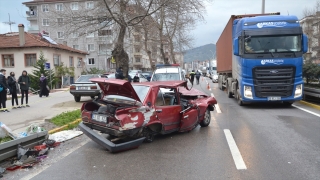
[227,83,233,98]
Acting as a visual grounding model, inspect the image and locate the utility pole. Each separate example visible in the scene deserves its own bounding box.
[262,0,265,14]
[3,13,16,33]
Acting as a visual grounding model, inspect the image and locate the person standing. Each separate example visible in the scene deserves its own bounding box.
[115,67,124,80]
[195,70,201,85]
[39,74,49,97]
[189,70,196,85]
[133,73,140,82]
[8,72,21,109]
[18,70,31,107]
[0,69,9,112]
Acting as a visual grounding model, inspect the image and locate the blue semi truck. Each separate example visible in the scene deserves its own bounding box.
[216,13,308,105]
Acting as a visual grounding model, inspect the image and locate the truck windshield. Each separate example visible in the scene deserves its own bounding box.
[244,35,301,54]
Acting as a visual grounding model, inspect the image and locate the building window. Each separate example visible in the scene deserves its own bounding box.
[86,1,94,9]
[57,18,63,25]
[86,31,94,37]
[42,4,49,12]
[88,58,95,65]
[25,54,37,67]
[57,32,64,39]
[72,32,78,38]
[73,45,79,49]
[2,54,14,67]
[42,19,49,26]
[53,54,60,66]
[98,29,112,36]
[77,57,83,67]
[135,58,141,63]
[71,2,78,10]
[56,3,63,11]
[87,44,94,51]
[69,56,74,67]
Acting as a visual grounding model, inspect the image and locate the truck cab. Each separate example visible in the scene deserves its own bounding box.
[217,13,308,105]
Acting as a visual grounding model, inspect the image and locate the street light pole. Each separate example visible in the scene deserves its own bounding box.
[262,0,265,14]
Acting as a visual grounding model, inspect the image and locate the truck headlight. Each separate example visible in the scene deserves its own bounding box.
[294,84,302,98]
[244,86,253,99]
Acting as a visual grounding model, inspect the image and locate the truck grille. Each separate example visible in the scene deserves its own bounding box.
[252,66,295,98]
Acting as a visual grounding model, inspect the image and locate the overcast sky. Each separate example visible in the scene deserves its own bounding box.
[0,0,318,48]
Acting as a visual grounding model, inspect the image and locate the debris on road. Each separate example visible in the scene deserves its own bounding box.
[48,130,83,142]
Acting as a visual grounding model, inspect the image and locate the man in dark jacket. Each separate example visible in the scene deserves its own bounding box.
[8,72,20,109]
[0,69,9,112]
[18,70,31,107]
[195,70,201,85]
[115,67,124,80]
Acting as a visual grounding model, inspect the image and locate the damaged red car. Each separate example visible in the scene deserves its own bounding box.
[79,79,217,152]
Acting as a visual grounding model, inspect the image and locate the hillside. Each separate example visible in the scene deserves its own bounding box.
[183,43,216,63]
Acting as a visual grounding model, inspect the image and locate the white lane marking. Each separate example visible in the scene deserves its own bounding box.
[21,138,90,180]
[224,129,247,170]
[292,105,320,118]
[211,93,222,113]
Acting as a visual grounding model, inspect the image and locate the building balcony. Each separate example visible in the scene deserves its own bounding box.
[26,11,38,21]
[134,52,143,57]
[28,25,39,34]
[96,37,113,44]
[133,61,143,66]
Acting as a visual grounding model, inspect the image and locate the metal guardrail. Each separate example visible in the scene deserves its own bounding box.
[0,131,48,161]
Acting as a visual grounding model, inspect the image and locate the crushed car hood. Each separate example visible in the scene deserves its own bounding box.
[90,78,141,102]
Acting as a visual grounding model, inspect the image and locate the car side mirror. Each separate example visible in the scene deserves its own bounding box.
[302,34,308,53]
[233,37,239,56]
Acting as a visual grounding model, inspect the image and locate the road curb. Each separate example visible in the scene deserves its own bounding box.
[299,100,320,111]
[48,118,82,134]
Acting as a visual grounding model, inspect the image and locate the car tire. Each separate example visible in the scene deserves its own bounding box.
[90,96,95,99]
[200,109,211,127]
[74,96,81,102]
[97,93,102,99]
[143,128,155,143]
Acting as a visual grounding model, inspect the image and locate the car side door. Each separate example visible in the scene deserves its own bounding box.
[154,88,181,132]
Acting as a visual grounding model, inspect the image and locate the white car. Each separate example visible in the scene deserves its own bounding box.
[151,64,186,82]
[211,74,218,83]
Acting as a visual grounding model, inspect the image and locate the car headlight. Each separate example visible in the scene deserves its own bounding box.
[244,85,253,99]
[294,84,302,98]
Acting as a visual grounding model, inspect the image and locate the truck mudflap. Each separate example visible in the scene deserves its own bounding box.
[78,122,145,153]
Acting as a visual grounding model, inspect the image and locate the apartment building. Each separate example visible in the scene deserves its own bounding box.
[300,12,320,63]
[23,0,119,72]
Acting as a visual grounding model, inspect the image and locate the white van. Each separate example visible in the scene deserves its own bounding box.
[150,64,186,82]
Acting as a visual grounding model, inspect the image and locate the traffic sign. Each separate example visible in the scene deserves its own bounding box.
[45,63,50,70]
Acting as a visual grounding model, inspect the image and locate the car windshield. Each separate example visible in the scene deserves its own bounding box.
[103,85,150,105]
[244,35,302,54]
[152,73,180,81]
[76,75,99,82]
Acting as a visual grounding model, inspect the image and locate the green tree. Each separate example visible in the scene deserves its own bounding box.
[55,62,75,86]
[29,51,56,90]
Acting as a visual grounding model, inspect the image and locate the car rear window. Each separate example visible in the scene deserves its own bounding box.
[76,75,99,82]
[151,73,180,81]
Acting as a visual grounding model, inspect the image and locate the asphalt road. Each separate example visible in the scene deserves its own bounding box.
[8,77,320,180]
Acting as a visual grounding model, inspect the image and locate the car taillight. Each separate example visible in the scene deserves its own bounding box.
[70,85,76,90]
[90,86,97,89]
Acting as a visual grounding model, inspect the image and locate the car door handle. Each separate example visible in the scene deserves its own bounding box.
[156,109,162,113]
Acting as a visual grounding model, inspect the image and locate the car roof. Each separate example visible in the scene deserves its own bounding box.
[135,80,186,88]
[154,68,179,73]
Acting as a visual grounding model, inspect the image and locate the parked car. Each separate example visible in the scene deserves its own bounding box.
[142,72,152,81]
[129,70,142,74]
[70,74,104,102]
[151,64,186,82]
[78,79,217,152]
[211,74,218,83]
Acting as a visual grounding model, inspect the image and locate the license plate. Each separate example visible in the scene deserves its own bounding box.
[267,96,281,101]
[78,87,88,90]
[92,114,108,123]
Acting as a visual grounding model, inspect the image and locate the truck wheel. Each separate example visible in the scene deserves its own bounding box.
[200,109,211,127]
[227,84,233,98]
[236,89,244,106]
[74,96,81,102]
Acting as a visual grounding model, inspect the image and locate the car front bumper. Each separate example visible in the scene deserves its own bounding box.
[70,90,100,96]
[78,122,145,153]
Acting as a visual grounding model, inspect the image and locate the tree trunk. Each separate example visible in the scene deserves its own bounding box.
[112,23,129,77]
[169,38,176,64]
[159,6,169,64]
[143,28,155,71]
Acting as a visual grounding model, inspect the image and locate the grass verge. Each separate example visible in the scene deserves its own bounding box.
[50,109,81,127]
[0,136,13,144]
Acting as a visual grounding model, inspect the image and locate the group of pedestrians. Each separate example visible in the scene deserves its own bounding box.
[189,70,202,85]
[0,69,49,112]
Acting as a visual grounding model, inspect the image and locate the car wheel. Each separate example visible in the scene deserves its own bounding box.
[97,93,102,99]
[200,109,211,127]
[90,96,95,99]
[74,96,81,102]
[143,128,155,143]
